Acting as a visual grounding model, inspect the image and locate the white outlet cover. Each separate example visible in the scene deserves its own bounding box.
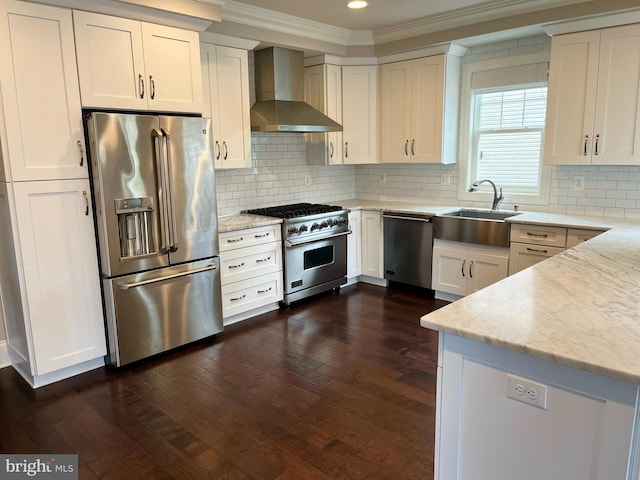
[507,374,548,410]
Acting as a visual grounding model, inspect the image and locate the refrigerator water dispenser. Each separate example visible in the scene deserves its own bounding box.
[115,197,155,258]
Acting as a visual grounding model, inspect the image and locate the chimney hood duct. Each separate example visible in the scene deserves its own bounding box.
[250,47,342,133]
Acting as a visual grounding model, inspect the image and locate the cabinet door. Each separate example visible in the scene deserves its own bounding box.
[360,211,383,278]
[412,56,445,163]
[0,2,86,181]
[342,66,378,164]
[73,11,146,110]
[591,24,640,165]
[12,180,106,376]
[142,23,203,114]
[347,210,361,279]
[432,245,467,296]
[508,243,564,276]
[380,60,412,163]
[467,251,508,294]
[544,30,600,165]
[202,44,250,169]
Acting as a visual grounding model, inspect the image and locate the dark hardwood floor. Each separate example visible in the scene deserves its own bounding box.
[0,283,448,480]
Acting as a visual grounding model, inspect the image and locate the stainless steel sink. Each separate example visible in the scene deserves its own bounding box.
[434,209,521,247]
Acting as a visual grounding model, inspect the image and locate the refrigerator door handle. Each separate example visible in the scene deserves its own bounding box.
[161,128,179,253]
[117,263,217,290]
[152,129,170,252]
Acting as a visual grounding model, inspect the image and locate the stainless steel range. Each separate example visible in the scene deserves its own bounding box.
[244,203,350,304]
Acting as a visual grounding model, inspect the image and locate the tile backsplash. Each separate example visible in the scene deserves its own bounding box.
[215,35,640,219]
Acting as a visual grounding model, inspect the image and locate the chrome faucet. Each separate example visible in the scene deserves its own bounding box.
[469,179,504,210]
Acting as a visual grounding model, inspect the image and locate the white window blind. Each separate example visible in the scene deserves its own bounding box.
[471,86,547,193]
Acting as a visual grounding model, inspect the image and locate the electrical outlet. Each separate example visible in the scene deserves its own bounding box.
[507,374,547,409]
[304,175,311,186]
[573,176,585,190]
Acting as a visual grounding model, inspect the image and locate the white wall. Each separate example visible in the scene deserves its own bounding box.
[215,36,640,219]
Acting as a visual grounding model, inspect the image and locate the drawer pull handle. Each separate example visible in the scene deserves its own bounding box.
[254,233,270,238]
[526,232,548,238]
[256,257,271,263]
[257,287,272,294]
[526,247,548,254]
[227,237,243,243]
[230,294,246,302]
[228,262,245,269]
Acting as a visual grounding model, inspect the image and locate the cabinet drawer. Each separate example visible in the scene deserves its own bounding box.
[220,242,282,285]
[219,224,281,252]
[566,228,605,248]
[221,272,283,318]
[508,242,565,276]
[510,224,567,247]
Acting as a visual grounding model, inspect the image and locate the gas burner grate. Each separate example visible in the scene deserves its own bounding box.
[245,203,343,219]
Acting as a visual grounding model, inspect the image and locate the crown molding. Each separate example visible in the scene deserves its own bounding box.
[372,0,590,44]
[304,55,378,67]
[542,7,640,35]
[377,43,468,64]
[221,0,359,46]
[200,31,260,49]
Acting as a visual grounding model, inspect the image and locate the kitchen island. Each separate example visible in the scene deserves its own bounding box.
[420,214,640,480]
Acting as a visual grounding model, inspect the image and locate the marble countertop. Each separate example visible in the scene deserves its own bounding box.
[420,219,640,385]
[218,214,282,233]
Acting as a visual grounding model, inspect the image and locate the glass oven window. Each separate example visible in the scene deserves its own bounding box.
[304,245,335,270]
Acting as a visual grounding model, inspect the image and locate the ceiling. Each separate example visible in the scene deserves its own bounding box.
[229,0,588,32]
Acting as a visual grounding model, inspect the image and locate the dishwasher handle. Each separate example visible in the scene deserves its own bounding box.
[382,213,433,223]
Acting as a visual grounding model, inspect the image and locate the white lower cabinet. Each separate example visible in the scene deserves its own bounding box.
[433,240,509,299]
[347,210,361,281]
[360,210,384,281]
[435,333,639,480]
[219,225,283,324]
[0,180,106,387]
[508,223,605,275]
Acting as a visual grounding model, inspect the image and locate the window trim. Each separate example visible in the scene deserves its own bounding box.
[458,53,552,207]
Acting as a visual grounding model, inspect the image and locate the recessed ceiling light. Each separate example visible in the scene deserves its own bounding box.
[347,1,368,9]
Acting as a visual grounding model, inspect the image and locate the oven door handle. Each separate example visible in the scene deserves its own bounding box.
[284,230,352,248]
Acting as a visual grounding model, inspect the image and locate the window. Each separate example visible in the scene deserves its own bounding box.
[459,54,551,205]
[471,86,547,193]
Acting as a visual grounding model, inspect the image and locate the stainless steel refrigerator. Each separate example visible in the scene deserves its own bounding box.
[86,112,223,367]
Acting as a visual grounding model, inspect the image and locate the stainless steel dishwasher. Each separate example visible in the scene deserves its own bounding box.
[382,211,434,289]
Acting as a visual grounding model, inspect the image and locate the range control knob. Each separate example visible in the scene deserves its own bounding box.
[320,221,329,228]
[298,224,308,233]
[326,219,335,227]
[310,223,320,231]
[287,226,299,235]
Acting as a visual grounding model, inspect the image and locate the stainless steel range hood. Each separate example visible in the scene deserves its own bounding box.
[251,47,342,133]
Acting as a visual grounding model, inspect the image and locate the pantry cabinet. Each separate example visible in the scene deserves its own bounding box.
[201,44,251,169]
[0,1,106,388]
[380,55,459,164]
[433,240,509,299]
[304,63,343,165]
[0,0,86,182]
[74,10,202,113]
[545,24,640,165]
[342,66,378,164]
[10,181,105,377]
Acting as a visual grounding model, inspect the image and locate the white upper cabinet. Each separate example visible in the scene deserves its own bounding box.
[380,54,459,164]
[201,44,251,169]
[0,0,86,181]
[74,11,203,114]
[342,65,378,164]
[304,63,343,165]
[545,24,640,165]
